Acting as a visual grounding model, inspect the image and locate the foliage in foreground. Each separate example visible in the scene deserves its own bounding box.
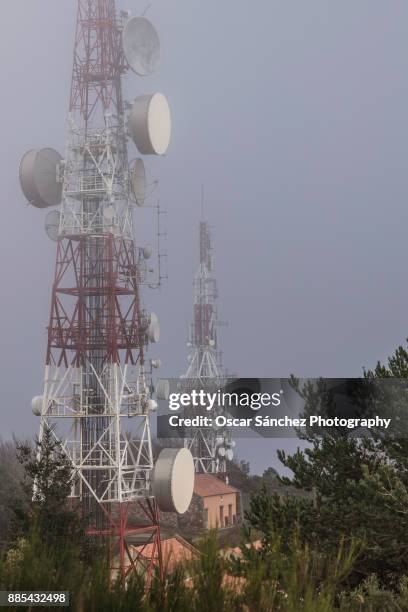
[0,527,362,612]
[15,427,82,546]
[4,527,408,611]
[261,340,408,589]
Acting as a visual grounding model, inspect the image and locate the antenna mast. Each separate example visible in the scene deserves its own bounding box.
[183,218,234,474]
[21,0,194,584]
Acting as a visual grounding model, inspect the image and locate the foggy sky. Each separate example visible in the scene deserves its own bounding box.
[1,1,408,474]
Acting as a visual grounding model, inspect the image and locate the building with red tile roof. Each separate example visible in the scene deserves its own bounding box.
[194,474,239,497]
[180,474,241,530]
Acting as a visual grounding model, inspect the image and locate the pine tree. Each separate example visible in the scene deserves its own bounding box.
[16,426,81,546]
[246,340,408,588]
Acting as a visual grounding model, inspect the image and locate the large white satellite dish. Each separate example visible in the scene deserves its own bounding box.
[153,448,194,514]
[19,148,63,208]
[44,210,61,241]
[128,93,171,155]
[131,158,146,205]
[122,16,160,76]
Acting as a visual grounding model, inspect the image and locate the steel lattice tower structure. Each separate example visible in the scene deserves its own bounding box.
[183,220,233,474]
[35,0,163,581]
[185,221,222,380]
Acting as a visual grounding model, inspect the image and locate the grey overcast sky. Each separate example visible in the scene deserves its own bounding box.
[1,1,408,473]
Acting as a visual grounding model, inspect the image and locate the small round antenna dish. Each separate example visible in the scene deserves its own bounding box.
[44,210,61,241]
[122,16,160,76]
[153,448,194,514]
[128,93,171,155]
[148,312,160,343]
[19,148,63,208]
[147,399,158,412]
[131,158,146,205]
[31,396,43,416]
[142,246,152,259]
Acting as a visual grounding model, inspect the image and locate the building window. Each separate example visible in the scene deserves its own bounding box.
[219,505,224,527]
[228,504,233,525]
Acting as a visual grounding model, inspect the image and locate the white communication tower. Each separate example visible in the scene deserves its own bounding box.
[20,3,193,581]
[183,217,234,474]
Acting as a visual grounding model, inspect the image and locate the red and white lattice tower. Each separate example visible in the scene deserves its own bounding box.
[183,219,234,474]
[20,0,192,584]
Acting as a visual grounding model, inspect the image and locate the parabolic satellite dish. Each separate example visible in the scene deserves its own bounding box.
[142,245,152,259]
[128,93,171,155]
[122,16,160,76]
[225,449,234,461]
[153,448,194,514]
[31,395,43,417]
[19,148,63,208]
[148,312,160,343]
[44,210,61,241]
[131,158,146,205]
